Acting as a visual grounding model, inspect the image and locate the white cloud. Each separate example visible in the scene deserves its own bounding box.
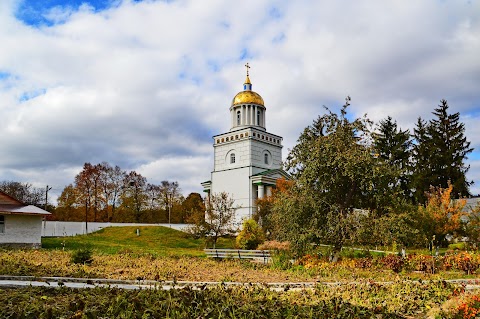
[0,0,479,202]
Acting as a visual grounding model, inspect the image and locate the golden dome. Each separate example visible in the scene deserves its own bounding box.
[231,90,264,107]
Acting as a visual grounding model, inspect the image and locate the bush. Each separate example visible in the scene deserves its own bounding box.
[380,254,404,273]
[448,242,466,251]
[236,219,265,250]
[271,250,294,270]
[404,254,437,273]
[71,248,93,265]
[453,252,480,275]
[257,240,290,251]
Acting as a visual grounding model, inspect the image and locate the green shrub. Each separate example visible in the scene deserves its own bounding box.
[71,248,94,265]
[270,250,294,270]
[236,219,265,250]
[448,242,466,251]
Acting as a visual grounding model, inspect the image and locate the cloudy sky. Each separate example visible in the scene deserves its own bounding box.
[1,0,479,202]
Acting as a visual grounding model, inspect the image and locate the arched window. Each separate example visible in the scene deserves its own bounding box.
[237,110,241,125]
[257,110,260,125]
[264,153,269,164]
[230,153,236,164]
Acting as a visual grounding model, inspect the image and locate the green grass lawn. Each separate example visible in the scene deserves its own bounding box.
[42,226,235,257]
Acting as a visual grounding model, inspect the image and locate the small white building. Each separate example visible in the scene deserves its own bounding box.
[0,190,50,248]
[202,64,290,225]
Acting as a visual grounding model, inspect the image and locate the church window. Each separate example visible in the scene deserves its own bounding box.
[264,153,269,164]
[0,216,4,233]
[257,110,260,125]
[245,132,248,137]
[262,135,264,139]
[240,134,243,138]
[236,135,239,139]
[226,137,229,141]
[216,139,220,144]
[253,132,256,137]
[237,110,241,125]
[221,138,224,142]
[230,153,236,164]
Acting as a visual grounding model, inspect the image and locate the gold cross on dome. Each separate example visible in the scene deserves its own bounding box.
[245,62,250,76]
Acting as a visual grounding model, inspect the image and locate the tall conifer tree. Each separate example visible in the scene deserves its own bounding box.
[373,116,412,201]
[412,100,473,202]
[428,99,473,197]
[412,117,434,203]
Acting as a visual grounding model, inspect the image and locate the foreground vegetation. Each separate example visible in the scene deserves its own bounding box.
[0,281,474,318]
[2,225,480,318]
[2,248,480,283]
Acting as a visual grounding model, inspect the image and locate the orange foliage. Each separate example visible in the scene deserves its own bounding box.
[456,294,480,319]
[255,178,294,213]
[275,178,295,194]
[421,182,466,238]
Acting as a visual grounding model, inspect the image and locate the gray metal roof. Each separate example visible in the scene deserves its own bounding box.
[0,204,50,215]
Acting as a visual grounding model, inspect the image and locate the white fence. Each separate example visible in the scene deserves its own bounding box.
[41,221,191,237]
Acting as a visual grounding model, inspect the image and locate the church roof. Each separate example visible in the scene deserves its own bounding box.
[231,63,264,107]
[231,90,264,107]
[251,169,291,179]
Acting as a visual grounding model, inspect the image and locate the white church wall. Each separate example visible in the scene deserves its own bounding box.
[214,139,251,171]
[211,167,253,225]
[251,141,282,169]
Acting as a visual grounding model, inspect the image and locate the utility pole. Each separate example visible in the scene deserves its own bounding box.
[168,192,172,228]
[45,185,52,211]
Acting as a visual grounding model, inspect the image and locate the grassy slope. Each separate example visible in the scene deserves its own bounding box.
[42,226,234,257]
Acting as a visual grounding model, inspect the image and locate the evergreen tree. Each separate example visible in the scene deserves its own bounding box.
[428,100,473,198]
[373,116,413,201]
[412,100,473,202]
[412,117,434,203]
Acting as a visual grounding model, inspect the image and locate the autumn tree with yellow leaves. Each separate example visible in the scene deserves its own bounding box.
[416,182,466,245]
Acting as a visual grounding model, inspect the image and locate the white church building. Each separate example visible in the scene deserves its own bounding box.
[202,64,290,224]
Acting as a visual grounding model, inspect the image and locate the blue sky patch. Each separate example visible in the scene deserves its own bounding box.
[207,60,220,73]
[469,151,480,161]
[14,0,142,27]
[219,20,230,29]
[268,6,283,19]
[239,48,253,61]
[272,32,286,44]
[19,88,47,102]
[0,72,10,80]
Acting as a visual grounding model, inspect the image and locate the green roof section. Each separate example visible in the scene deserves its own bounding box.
[251,169,291,179]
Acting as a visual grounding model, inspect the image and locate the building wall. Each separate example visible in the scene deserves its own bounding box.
[211,127,283,227]
[211,167,252,225]
[0,214,43,248]
[250,139,282,171]
[214,138,251,171]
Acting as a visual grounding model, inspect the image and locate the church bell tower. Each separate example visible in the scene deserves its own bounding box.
[202,63,289,225]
